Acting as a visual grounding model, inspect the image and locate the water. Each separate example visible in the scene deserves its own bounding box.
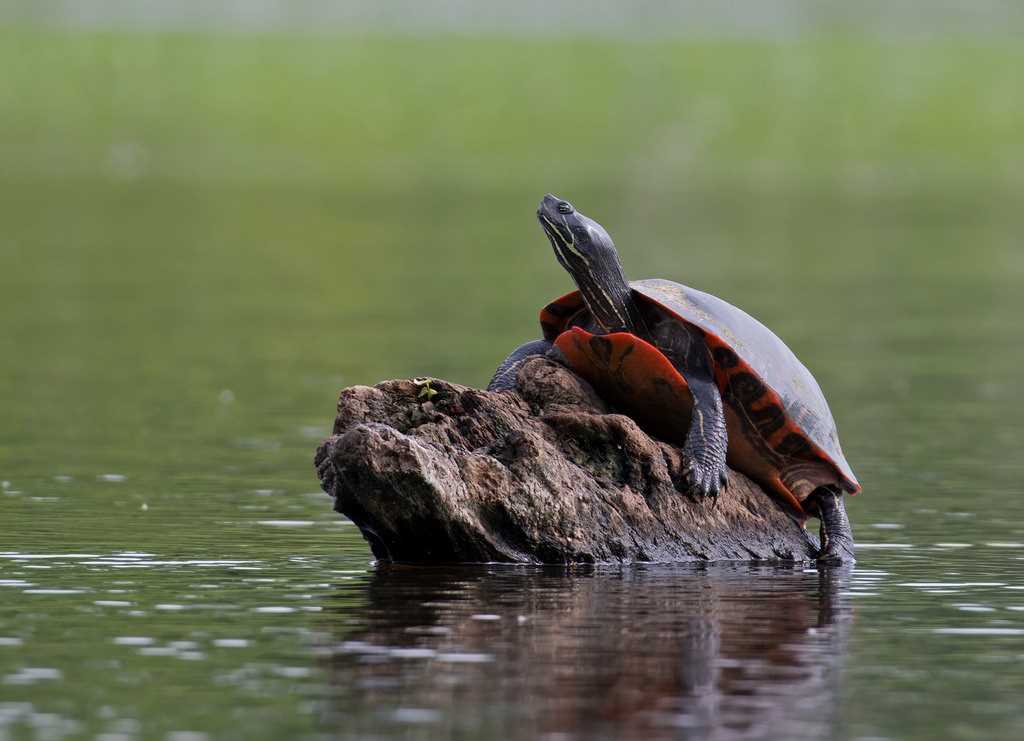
[2,29,1024,740]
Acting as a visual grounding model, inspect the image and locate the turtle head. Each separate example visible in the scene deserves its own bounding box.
[537,194,618,272]
[537,194,639,333]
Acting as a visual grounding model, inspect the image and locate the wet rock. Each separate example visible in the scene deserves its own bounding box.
[314,358,819,563]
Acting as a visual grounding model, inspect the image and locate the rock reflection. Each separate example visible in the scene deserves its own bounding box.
[320,565,853,740]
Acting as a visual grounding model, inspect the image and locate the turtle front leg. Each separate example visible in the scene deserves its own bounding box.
[804,486,856,563]
[676,373,729,499]
[654,324,729,500]
[487,339,558,391]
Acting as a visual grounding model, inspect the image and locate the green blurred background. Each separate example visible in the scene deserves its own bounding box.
[3,7,1023,527]
[2,3,1024,739]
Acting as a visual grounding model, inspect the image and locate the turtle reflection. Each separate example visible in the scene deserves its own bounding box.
[319,565,853,740]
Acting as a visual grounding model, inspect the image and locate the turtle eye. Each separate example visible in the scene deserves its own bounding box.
[557,201,574,215]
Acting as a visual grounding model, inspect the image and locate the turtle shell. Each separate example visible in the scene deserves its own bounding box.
[540,278,860,495]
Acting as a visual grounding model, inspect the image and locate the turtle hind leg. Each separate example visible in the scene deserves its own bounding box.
[487,339,559,391]
[804,485,856,564]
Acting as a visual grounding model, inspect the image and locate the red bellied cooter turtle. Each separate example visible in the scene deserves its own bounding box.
[488,194,859,562]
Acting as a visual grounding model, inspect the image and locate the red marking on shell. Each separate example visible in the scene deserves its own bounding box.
[554,327,694,447]
[540,292,586,342]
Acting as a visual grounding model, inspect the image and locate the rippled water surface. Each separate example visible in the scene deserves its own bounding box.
[3,28,1024,741]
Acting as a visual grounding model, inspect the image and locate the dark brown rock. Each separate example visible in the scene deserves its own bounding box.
[314,357,819,563]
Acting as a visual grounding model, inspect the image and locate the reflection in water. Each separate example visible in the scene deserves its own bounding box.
[320,565,853,740]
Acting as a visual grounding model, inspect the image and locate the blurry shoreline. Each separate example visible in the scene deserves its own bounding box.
[3,0,1024,38]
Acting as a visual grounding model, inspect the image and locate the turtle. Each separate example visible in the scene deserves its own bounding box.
[488,194,858,561]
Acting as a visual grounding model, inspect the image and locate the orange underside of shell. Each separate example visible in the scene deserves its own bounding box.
[554,327,694,447]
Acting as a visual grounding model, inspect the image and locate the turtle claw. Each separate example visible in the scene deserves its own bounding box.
[544,345,570,367]
[676,456,727,501]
